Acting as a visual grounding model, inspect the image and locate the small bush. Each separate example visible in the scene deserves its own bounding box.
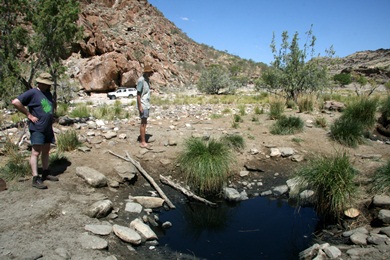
[295,151,357,223]
[269,99,285,119]
[56,103,69,117]
[56,130,81,152]
[371,159,390,194]
[378,95,390,126]
[315,116,327,128]
[238,104,246,116]
[330,97,378,147]
[222,108,231,114]
[292,137,303,144]
[210,114,222,119]
[10,113,25,123]
[94,104,109,119]
[177,138,234,195]
[220,134,245,151]
[270,115,304,135]
[70,104,90,118]
[233,114,243,123]
[231,121,239,129]
[298,95,314,113]
[113,100,123,117]
[330,117,364,147]
[254,106,263,115]
[0,140,30,181]
[343,97,378,130]
[197,65,237,94]
[286,99,296,109]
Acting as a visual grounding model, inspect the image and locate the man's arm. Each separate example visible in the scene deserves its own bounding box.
[12,98,38,123]
[137,92,143,113]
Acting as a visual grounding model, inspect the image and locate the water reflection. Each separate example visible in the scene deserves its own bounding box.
[159,196,318,260]
[182,201,231,239]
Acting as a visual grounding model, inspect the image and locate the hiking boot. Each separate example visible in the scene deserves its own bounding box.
[42,169,59,182]
[32,176,47,189]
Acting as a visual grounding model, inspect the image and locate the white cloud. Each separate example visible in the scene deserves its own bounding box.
[180,17,189,21]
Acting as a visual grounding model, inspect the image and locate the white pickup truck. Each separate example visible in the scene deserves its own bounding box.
[107,87,137,99]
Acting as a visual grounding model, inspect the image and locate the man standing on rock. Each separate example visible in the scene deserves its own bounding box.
[12,72,59,189]
[137,65,154,149]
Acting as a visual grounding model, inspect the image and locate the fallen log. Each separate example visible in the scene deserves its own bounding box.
[160,175,218,208]
[109,150,175,209]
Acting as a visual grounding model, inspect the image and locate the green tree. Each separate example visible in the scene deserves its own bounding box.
[351,73,380,97]
[197,64,238,94]
[333,73,352,87]
[0,0,82,106]
[257,25,331,102]
[0,0,33,100]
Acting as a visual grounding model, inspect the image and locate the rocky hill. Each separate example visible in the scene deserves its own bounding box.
[66,0,263,94]
[327,48,390,84]
[64,0,389,95]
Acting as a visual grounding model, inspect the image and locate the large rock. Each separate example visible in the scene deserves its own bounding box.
[129,218,158,241]
[130,196,165,209]
[78,52,130,92]
[114,163,137,182]
[84,224,113,235]
[86,200,113,218]
[125,202,143,213]
[378,209,390,224]
[223,187,241,201]
[372,195,390,207]
[112,224,142,245]
[76,166,108,188]
[78,232,108,250]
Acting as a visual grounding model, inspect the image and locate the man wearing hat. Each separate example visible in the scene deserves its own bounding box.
[137,65,154,149]
[12,72,59,189]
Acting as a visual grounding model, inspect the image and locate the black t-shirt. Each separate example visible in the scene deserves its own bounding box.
[17,88,54,132]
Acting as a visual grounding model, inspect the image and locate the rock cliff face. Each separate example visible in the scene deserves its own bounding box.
[323,49,390,85]
[66,0,389,94]
[67,0,260,93]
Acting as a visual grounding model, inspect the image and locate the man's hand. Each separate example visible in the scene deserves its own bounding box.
[27,113,39,123]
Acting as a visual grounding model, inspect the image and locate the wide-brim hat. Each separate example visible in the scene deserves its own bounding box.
[36,72,54,85]
[143,65,154,73]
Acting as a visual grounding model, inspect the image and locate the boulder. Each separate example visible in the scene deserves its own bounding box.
[76,166,108,188]
[129,218,158,241]
[86,200,113,218]
[78,232,108,250]
[112,224,142,245]
[130,196,165,208]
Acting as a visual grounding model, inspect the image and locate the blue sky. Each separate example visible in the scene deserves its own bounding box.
[148,0,390,64]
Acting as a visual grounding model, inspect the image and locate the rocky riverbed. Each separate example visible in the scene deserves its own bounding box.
[1,94,390,259]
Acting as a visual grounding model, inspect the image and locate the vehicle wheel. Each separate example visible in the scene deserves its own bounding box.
[128,94,134,98]
[109,96,116,100]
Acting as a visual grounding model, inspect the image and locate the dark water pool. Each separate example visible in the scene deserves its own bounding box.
[156,196,318,260]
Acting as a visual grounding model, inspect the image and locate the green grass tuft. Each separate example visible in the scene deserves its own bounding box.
[70,104,90,118]
[177,137,234,195]
[270,115,304,135]
[269,99,285,119]
[330,97,378,147]
[295,151,357,224]
[220,134,245,151]
[371,159,390,194]
[56,130,81,152]
[0,139,30,181]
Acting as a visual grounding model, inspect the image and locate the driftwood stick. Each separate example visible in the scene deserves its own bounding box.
[108,150,176,209]
[160,174,218,208]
